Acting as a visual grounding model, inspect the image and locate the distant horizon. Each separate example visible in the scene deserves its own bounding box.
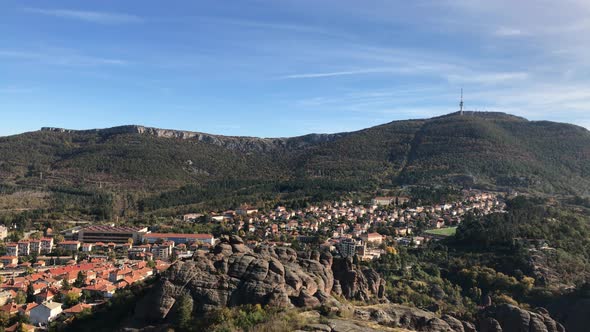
[3,1,590,136]
[3,110,586,139]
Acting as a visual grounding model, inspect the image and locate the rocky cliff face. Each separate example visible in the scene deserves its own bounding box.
[133,235,385,324]
[348,303,564,332]
[41,125,343,152]
[127,302,566,332]
[478,304,565,332]
[128,237,565,331]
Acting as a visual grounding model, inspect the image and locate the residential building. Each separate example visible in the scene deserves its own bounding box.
[29,301,63,325]
[0,303,19,317]
[40,238,54,253]
[361,232,384,245]
[150,244,171,260]
[29,240,41,255]
[182,213,203,221]
[59,241,80,252]
[338,238,358,258]
[5,244,17,257]
[35,290,56,304]
[0,256,18,266]
[82,283,116,298]
[0,290,13,306]
[17,241,30,256]
[128,245,150,260]
[142,233,215,245]
[371,197,394,206]
[81,243,93,252]
[371,196,410,206]
[19,303,39,317]
[0,225,7,240]
[77,225,148,244]
[236,206,258,215]
[63,303,92,317]
[109,268,132,282]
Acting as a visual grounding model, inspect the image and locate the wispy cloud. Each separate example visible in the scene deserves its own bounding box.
[0,49,129,67]
[494,27,526,37]
[201,17,342,37]
[23,8,143,24]
[446,72,529,84]
[281,68,395,79]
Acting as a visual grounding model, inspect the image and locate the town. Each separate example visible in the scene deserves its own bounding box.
[0,189,504,330]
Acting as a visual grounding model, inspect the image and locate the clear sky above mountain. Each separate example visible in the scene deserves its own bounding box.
[2,0,590,136]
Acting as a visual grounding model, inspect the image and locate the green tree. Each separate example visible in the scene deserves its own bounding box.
[74,271,86,288]
[64,292,80,307]
[176,294,193,331]
[29,231,43,240]
[61,278,72,291]
[75,307,92,320]
[0,311,9,327]
[81,290,92,302]
[14,291,26,304]
[26,284,35,303]
[53,234,65,244]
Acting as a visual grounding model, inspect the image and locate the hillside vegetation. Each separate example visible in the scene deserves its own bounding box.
[0,112,589,217]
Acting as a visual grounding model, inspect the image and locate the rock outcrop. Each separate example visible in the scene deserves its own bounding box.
[134,236,385,324]
[131,237,565,332]
[354,304,463,332]
[477,304,565,332]
[41,125,344,152]
[351,303,565,332]
[332,258,386,301]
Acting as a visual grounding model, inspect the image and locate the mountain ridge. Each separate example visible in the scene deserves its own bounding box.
[39,124,347,152]
[35,111,537,140]
[1,111,589,204]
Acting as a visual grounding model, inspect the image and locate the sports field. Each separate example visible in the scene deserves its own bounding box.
[424,226,457,237]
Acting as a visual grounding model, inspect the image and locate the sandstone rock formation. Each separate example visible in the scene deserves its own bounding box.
[130,237,565,332]
[350,303,565,332]
[134,235,385,324]
[478,304,565,332]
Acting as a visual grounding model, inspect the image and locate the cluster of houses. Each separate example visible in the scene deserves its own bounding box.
[184,190,504,258]
[0,225,218,329]
[0,229,216,270]
[128,233,216,260]
[0,258,170,328]
[0,189,504,329]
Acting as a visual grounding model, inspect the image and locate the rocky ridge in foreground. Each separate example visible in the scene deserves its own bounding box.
[127,236,565,332]
[132,235,385,324]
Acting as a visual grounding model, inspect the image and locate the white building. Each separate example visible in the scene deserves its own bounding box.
[0,226,7,240]
[30,301,63,325]
[29,240,42,255]
[6,244,18,256]
[41,238,54,253]
[361,232,384,245]
[17,241,30,256]
[371,197,394,206]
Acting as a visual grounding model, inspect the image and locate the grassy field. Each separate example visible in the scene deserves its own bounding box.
[425,226,457,237]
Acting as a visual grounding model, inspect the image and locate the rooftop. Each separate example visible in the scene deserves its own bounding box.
[42,301,63,310]
[144,233,213,239]
[81,225,147,233]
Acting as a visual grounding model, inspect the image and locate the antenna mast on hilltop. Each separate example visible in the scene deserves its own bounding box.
[459,88,464,115]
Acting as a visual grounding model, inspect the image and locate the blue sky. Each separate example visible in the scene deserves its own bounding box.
[2,0,590,137]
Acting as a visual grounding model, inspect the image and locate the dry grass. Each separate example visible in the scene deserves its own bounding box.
[0,190,49,210]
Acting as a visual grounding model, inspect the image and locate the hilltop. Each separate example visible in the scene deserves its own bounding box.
[0,111,589,214]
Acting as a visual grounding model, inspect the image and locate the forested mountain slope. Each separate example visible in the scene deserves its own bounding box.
[1,112,589,200]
